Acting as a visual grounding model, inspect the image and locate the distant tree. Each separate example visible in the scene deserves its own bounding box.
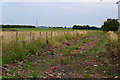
[72,25,100,30]
[1,25,35,28]
[101,19,119,32]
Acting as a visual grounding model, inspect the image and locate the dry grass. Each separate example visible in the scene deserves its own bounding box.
[107,31,118,44]
[1,31,86,44]
[2,31,87,64]
[107,31,119,56]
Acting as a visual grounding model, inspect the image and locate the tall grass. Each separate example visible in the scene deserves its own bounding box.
[2,31,86,64]
[117,29,120,57]
[107,31,119,57]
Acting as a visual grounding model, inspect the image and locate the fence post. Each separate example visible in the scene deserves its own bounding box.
[1,36,4,43]
[39,32,41,37]
[56,32,57,36]
[46,32,48,44]
[51,31,53,38]
[64,31,65,34]
[16,32,18,41]
[30,31,32,42]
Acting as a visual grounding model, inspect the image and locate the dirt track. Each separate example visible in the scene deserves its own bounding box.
[2,33,120,78]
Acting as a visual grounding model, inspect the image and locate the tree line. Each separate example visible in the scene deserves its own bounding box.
[0,25,35,28]
[72,25,100,30]
[1,18,119,32]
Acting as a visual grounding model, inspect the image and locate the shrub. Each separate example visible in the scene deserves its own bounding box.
[101,19,119,32]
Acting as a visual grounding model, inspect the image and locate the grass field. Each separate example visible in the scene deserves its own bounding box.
[2,29,120,78]
[2,28,74,31]
[2,28,102,31]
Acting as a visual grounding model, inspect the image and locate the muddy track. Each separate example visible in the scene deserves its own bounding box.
[2,33,119,78]
[42,34,102,78]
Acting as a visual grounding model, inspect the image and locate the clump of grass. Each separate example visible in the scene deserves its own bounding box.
[117,29,120,57]
[108,31,118,46]
[32,73,39,79]
[60,57,71,65]
[107,31,119,56]
[50,52,55,55]
[24,61,32,69]
[69,46,79,51]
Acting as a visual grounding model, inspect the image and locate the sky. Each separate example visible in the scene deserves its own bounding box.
[1,0,119,27]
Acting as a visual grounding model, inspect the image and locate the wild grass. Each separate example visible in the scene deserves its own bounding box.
[107,31,119,56]
[117,29,120,57]
[2,31,86,64]
[86,33,108,57]
[108,31,118,45]
[60,57,71,65]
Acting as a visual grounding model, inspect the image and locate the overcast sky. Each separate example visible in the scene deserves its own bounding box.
[1,1,118,27]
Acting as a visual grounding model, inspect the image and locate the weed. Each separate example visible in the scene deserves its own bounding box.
[40,56,43,59]
[60,57,71,65]
[108,31,119,56]
[7,70,14,74]
[85,68,91,70]
[32,73,39,79]
[15,73,21,77]
[24,61,32,69]
[50,52,55,55]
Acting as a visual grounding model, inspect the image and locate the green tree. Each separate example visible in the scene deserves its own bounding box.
[101,19,120,32]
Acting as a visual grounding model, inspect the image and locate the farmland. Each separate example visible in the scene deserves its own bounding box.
[2,28,73,31]
[1,29,120,78]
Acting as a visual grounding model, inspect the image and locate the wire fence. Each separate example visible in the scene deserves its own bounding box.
[1,31,85,44]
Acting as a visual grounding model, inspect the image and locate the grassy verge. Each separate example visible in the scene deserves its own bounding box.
[86,33,108,56]
[117,29,120,57]
[2,31,85,65]
[107,31,119,57]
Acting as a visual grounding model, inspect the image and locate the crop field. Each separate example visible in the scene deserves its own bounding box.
[1,29,120,78]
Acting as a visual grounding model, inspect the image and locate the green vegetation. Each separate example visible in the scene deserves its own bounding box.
[2,28,74,31]
[60,57,71,65]
[101,19,119,32]
[72,25,100,30]
[117,29,120,57]
[2,30,120,78]
[109,31,120,57]
[2,31,83,64]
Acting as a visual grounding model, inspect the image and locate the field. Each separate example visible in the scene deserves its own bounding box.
[1,28,120,78]
[2,28,74,31]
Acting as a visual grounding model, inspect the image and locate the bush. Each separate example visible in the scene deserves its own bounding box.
[101,19,119,32]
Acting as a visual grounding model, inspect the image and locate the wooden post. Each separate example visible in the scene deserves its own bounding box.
[46,32,48,44]
[30,31,32,41]
[118,31,120,55]
[1,36,4,43]
[51,31,53,38]
[39,32,41,37]
[39,32,41,39]
[56,32,57,36]
[16,32,18,41]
